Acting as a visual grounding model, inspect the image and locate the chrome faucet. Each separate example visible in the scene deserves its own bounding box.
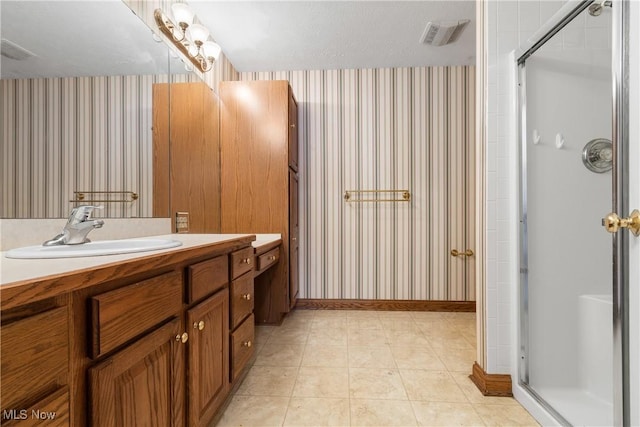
[43,205,105,246]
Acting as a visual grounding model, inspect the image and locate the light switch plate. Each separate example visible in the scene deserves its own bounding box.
[175,212,189,233]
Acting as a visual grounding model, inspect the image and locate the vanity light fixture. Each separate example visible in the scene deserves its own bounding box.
[154,3,221,73]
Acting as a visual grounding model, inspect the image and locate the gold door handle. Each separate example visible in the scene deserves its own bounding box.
[193,321,205,331]
[176,332,189,344]
[242,293,251,301]
[268,255,277,261]
[292,237,297,242]
[243,340,252,348]
[241,257,252,265]
[451,249,474,257]
[603,210,640,236]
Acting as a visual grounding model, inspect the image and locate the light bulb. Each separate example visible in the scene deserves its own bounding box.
[187,44,199,57]
[186,24,209,44]
[171,3,194,26]
[202,41,221,60]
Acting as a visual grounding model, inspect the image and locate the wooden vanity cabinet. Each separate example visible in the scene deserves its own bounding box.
[289,170,299,307]
[89,318,185,427]
[186,289,229,427]
[1,237,257,427]
[89,265,235,427]
[153,81,221,233]
[0,301,70,426]
[228,247,256,383]
[220,80,300,324]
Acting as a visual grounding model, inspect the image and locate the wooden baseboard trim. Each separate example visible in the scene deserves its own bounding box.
[294,299,475,312]
[469,362,513,397]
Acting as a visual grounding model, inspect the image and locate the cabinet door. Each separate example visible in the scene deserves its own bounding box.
[288,87,298,171]
[289,170,299,308]
[186,289,229,427]
[89,318,184,427]
[1,306,68,417]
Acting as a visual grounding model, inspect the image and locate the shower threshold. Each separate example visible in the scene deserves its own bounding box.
[533,386,613,426]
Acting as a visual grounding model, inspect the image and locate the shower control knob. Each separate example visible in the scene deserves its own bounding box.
[602,210,640,236]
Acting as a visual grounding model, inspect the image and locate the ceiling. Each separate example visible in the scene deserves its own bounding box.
[0,1,183,79]
[0,1,475,79]
[189,1,476,72]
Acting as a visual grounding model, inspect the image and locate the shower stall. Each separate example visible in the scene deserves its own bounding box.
[517,1,631,425]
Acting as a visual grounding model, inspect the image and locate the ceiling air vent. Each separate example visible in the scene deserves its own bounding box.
[420,20,470,46]
[1,38,36,60]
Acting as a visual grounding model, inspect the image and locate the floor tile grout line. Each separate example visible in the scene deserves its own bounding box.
[219,309,539,427]
[346,325,352,427]
[281,314,311,427]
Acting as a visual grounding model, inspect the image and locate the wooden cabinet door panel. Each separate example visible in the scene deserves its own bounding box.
[1,306,68,412]
[289,170,299,308]
[3,387,70,427]
[89,318,184,427]
[186,289,229,427]
[288,88,298,171]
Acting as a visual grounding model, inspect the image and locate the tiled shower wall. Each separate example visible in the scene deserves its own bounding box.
[242,66,476,302]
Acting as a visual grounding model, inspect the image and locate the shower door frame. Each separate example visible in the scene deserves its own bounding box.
[516,0,631,425]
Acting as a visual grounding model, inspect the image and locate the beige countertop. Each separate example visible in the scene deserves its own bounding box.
[252,233,283,253]
[0,233,254,287]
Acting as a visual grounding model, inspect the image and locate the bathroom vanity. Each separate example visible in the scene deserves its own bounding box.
[0,234,278,427]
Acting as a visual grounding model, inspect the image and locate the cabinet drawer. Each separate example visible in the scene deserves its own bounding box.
[257,247,280,272]
[230,247,254,279]
[91,271,182,358]
[3,387,70,427]
[1,306,68,414]
[230,273,254,329]
[188,256,228,303]
[231,314,255,382]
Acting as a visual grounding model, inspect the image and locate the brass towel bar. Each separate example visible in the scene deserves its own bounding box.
[344,190,411,203]
[70,191,139,203]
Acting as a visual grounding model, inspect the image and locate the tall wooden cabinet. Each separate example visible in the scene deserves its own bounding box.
[153,81,221,233]
[220,80,299,324]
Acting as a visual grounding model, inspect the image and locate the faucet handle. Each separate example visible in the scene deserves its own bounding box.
[68,205,103,224]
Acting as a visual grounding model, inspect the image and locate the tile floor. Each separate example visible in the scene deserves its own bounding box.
[216,309,539,427]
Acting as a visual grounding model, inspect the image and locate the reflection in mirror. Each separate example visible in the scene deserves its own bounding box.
[0,0,199,219]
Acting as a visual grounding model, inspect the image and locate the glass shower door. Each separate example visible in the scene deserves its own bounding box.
[518,3,614,425]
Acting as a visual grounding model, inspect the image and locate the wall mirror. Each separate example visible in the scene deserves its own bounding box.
[0,0,200,219]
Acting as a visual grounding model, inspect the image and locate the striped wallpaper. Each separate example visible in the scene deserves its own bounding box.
[1,0,238,220]
[0,73,198,219]
[242,67,476,301]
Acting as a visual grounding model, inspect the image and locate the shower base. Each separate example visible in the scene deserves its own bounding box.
[534,386,613,426]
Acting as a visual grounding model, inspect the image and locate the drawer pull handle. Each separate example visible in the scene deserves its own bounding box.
[292,237,297,242]
[176,332,189,344]
[268,255,276,261]
[243,340,252,348]
[241,258,252,265]
[193,321,205,331]
[242,293,252,301]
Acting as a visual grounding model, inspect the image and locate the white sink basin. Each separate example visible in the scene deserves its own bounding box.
[5,238,182,259]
